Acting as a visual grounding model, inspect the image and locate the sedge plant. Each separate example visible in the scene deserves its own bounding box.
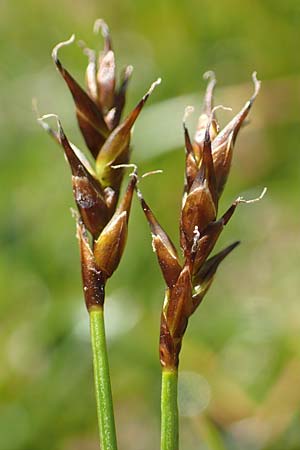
[39,19,265,450]
[39,20,160,450]
[137,71,264,450]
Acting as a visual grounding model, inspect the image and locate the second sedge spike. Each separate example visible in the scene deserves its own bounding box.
[138,71,262,371]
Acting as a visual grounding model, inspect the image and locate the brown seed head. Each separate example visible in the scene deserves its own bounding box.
[42,23,160,311]
[138,72,261,369]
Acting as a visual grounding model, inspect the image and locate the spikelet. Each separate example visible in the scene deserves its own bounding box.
[40,21,160,310]
[138,72,263,369]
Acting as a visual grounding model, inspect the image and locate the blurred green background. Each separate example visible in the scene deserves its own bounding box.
[1,0,300,449]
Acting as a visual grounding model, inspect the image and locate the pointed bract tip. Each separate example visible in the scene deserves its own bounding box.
[196,240,240,281]
[225,240,240,254]
[52,34,75,64]
[213,240,240,264]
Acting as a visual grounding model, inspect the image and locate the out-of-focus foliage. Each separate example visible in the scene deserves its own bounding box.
[1,1,300,449]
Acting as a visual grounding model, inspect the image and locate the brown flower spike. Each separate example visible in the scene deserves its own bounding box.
[39,21,160,310]
[138,72,264,369]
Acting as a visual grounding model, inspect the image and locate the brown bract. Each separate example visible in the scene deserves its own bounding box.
[138,72,261,369]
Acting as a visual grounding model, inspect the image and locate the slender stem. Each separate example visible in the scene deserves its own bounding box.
[89,307,118,450]
[161,368,179,450]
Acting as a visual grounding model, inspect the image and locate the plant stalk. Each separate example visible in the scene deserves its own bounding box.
[161,368,179,450]
[89,307,118,450]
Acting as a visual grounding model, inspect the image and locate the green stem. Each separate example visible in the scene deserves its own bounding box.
[161,368,179,450]
[89,307,118,450]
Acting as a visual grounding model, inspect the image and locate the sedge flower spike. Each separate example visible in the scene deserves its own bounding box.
[39,21,161,310]
[138,72,263,369]
[38,23,162,450]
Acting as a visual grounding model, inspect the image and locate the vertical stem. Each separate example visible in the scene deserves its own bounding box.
[89,307,118,450]
[161,368,179,450]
